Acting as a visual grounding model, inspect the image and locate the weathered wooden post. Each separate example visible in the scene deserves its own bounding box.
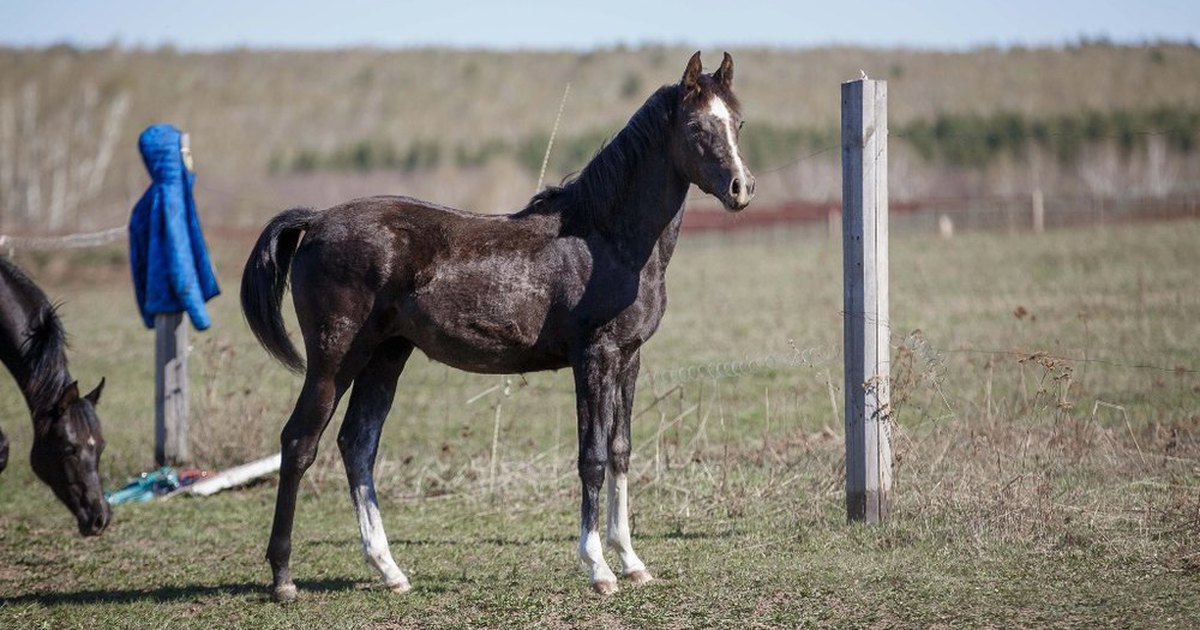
[155,312,188,465]
[152,130,195,467]
[131,126,219,467]
[1031,186,1045,233]
[841,77,892,523]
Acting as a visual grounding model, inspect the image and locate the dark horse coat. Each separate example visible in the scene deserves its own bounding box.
[242,52,754,599]
[0,258,108,535]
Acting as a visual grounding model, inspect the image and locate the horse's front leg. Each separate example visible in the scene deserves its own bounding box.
[607,350,653,584]
[572,342,622,594]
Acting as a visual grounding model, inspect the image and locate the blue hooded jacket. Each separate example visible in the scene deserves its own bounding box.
[129,124,220,330]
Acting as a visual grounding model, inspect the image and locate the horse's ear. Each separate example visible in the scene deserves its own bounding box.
[84,378,105,405]
[681,51,703,94]
[58,381,80,413]
[714,52,734,88]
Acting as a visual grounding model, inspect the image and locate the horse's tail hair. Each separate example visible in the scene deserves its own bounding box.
[0,425,8,473]
[240,207,319,373]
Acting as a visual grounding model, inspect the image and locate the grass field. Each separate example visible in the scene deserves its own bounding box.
[0,218,1198,627]
[5,43,1200,231]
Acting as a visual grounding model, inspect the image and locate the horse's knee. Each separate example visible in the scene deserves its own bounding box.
[578,457,607,488]
[609,433,631,474]
[609,450,630,475]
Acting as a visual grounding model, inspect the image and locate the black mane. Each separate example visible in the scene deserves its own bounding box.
[24,302,69,416]
[0,259,70,416]
[520,84,681,229]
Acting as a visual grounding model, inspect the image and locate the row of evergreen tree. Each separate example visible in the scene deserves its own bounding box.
[272,104,1200,176]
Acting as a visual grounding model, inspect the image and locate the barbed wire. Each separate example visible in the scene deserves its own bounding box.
[0,226,125,252]
[759,144,842,175]
[647,343,838,386]
[3,120,1191,241]
[361,333,1196,403]
[940,347,1200,375]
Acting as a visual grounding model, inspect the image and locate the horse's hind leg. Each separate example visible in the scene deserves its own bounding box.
[336,338,414,594]
[267,363,352,602]
[606,351,652,584]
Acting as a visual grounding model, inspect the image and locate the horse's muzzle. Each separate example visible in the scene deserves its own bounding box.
[722,173,755,212]
[78,500,111,536]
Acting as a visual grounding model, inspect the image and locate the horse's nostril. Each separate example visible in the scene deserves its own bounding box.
[730,178,742,196]
[748,178,756,196]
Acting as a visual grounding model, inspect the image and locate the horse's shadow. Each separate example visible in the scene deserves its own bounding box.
[2,530,736,606]
[0,578,358,607]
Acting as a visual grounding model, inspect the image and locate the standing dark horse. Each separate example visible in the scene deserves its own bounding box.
[242,52,754,600]
[0,258,109,535]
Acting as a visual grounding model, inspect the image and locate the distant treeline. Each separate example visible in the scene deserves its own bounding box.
[272,104,1200,175]
[902,105,1200,166]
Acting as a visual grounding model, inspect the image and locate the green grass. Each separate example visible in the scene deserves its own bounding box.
[1,219,1198,627]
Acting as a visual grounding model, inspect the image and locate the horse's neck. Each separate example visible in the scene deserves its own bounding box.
[588,151,689,273]
[0,349,62,420]
[0,349,56,422]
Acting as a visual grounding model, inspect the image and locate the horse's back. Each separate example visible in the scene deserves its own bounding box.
[293,195,560,286]
[286,195,574,373]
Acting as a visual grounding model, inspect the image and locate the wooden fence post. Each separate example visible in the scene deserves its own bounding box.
[154,312,189,466]
[1031,187,1045,233]
[841,78,892,523]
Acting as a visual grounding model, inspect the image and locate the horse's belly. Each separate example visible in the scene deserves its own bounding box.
[401,269,566,374]
[405,316,568,374]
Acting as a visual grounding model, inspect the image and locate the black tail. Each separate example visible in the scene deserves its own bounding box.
[0,426,8,474]
[240,208,319,373]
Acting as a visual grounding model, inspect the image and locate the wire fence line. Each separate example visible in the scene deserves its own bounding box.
[349,327,1195,405]
[0,120,1195,245]
[0,225,126,252]
[941,347,1200,375]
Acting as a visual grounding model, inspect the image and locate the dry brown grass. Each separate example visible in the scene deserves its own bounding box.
[3,43,1200,232]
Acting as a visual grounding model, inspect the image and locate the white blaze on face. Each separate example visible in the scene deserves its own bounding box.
[707,96,747,186]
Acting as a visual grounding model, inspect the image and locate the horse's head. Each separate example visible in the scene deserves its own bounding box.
[30,378,110,536]
[671,51,756,212]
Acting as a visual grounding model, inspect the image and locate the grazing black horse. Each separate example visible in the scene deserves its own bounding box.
[242,52,754,600]
[0,258,109,535]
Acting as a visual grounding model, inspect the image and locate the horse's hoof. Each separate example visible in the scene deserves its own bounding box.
[624,569,654,585]
[387,580,412,594]
[591,579,619,595]
[272,582,298,603]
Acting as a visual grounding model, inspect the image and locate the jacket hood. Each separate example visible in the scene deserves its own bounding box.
[137,124,185,183]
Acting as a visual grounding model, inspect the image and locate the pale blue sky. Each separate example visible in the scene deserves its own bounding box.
[0,0,1196,50]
